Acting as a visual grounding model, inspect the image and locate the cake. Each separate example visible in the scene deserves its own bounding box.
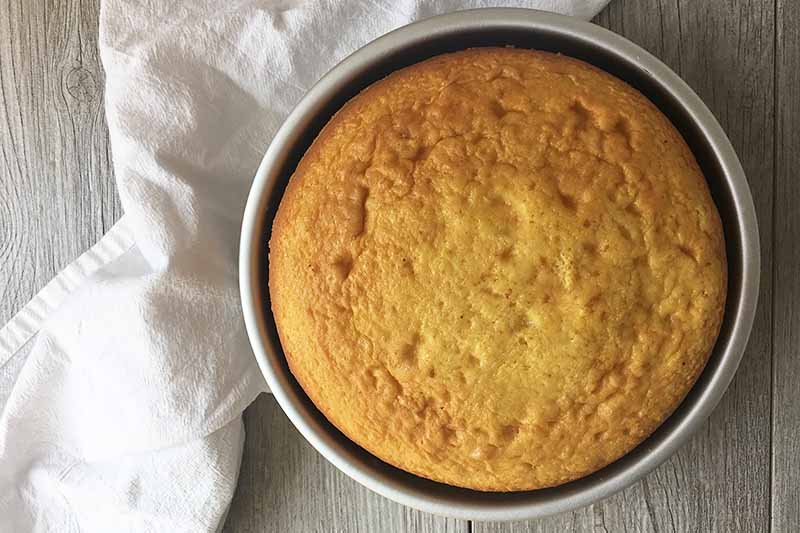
[268,48,727,491]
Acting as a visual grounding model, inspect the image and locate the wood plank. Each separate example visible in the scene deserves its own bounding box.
[0,0,121,325]
[477,0,774,531]
[222,394,469,533]
[772,0,800,530]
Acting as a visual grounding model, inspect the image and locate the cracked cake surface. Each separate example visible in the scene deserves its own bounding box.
[268,48,727,491]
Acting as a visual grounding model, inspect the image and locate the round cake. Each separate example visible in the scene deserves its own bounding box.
[269,48,727,491]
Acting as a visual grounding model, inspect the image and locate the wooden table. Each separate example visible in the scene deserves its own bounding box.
[1,1,796,531]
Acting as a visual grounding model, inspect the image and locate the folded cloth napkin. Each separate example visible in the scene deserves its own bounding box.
[0,1,609,530]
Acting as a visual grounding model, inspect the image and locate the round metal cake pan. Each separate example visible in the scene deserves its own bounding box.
[239,8,760,522]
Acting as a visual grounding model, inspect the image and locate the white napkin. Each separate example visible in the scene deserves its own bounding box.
[0,1,609,530]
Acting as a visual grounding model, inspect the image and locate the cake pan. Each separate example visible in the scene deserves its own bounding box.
[239,8,759,521]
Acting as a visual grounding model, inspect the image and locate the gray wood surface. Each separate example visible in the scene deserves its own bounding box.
[0,0,121,326]
[0,0,793,532]
[773,0,800,531]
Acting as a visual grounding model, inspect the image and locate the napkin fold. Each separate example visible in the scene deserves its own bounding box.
[0,1,609,530]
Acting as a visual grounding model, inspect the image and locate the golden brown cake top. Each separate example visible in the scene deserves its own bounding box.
[269,48,726,491]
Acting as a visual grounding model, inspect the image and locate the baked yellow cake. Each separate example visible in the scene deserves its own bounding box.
[269,48,727,491]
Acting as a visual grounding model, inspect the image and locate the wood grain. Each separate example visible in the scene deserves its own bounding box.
[772,0,800,530]
[479,0,775,531]
[0,0,789,532]
[0,0,121,325]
